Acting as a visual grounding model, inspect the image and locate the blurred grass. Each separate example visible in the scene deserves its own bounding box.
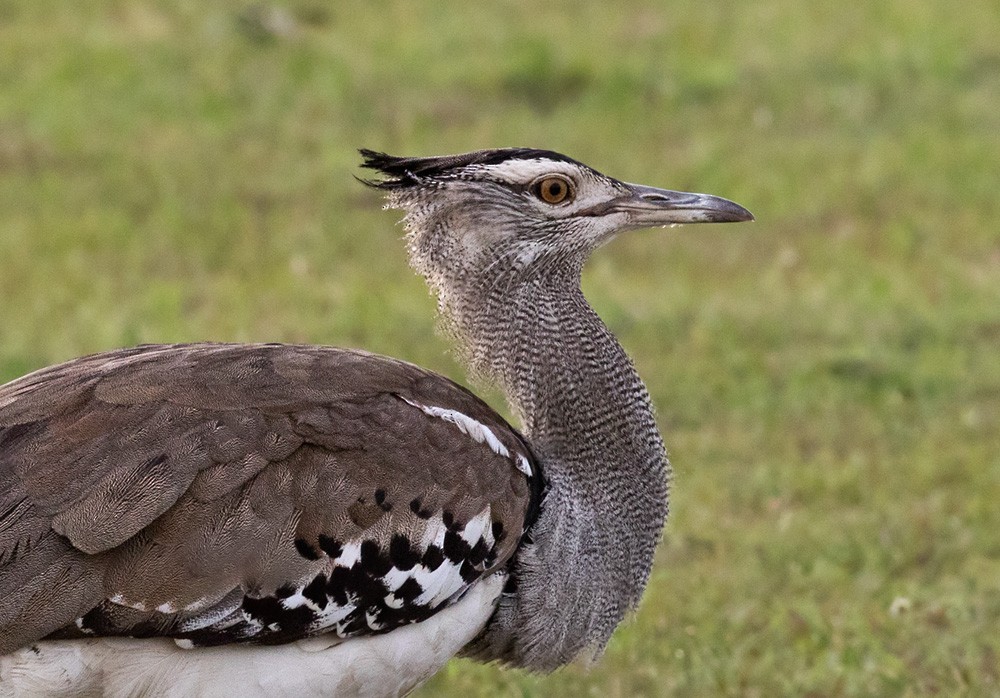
[1,1,998,695]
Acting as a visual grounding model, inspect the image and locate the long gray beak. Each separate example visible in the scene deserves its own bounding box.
[618,183,754,226]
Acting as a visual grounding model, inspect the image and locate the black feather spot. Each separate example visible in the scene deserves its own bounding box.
[338,613,368,637]
[468,538,489,566]
[303,574,328,609]
[318,535,343,559]
[389,534,421,571]
[374,489,391,511]
[443,530,471,563]
[326,567,352,605]
[422,545,444,571]
[242,595,314,632]
[360,541,392,577]
[378,602,435,628]
[394,577,423,602]
[409,498,432,519]
[352,565,389,605]
[442,511,457,530]
[275,584,296,599]
[459,559,479,583]
[294,538,319,561]
[492,520,505,541]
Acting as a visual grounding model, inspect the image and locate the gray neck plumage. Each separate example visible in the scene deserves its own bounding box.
[438,258,671,671]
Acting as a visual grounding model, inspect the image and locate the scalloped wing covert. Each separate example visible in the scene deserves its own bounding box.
[0,343,537,654]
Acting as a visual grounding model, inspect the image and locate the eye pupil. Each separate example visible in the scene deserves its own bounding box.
[537,176,572,204]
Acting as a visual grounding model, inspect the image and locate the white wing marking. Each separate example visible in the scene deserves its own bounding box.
[398,396,533,477]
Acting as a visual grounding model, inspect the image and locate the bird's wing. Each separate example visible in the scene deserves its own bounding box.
[0,343,539,653]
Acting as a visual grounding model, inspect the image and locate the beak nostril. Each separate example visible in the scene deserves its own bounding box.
[625,184,753,223]
[639,192,696,205]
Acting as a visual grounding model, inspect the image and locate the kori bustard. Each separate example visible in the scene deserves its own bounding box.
[0,149,752,696]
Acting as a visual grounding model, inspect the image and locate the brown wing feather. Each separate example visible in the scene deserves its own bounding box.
[0,343,536,653]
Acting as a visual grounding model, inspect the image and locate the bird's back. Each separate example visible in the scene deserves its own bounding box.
[0,343,538,662]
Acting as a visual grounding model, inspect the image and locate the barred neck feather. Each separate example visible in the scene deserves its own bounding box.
[430,252,670,670]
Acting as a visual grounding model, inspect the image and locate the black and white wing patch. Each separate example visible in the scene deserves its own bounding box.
[61,506,507,648]
[3,343,542,654]
[182,509,501,646]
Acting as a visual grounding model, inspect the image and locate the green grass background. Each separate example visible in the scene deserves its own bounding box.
[1,1,998,695]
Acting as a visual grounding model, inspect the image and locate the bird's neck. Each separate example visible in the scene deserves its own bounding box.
[444,266,670,670]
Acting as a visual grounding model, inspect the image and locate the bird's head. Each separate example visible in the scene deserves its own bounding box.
[361,148,751,284]
[360,147,752,300]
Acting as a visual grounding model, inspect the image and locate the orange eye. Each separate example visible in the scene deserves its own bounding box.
[533,176,574,205]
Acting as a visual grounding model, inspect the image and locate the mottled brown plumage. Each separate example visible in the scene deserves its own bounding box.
[0,343,534,655]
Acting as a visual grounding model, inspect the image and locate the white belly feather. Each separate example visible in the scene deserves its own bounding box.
[0,574,504,698]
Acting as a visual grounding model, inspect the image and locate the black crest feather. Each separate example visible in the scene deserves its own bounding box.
[358,148,588,190]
